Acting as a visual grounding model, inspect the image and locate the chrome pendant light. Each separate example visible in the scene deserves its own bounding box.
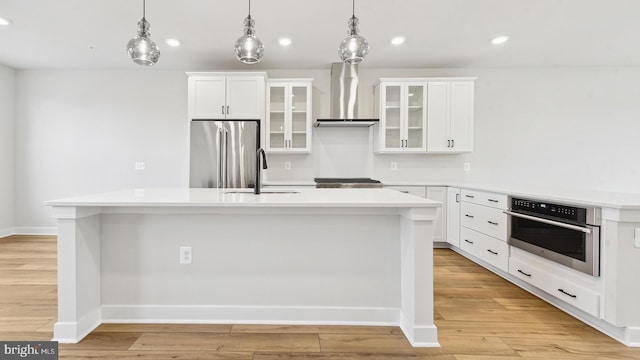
[234,0,264,64]
[338,0,369,64]
[126,0,160,66]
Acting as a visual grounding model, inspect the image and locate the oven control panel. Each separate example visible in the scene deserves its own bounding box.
[512,198,586,223]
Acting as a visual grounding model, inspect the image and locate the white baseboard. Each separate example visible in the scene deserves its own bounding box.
[53,308,101,344]
[13,227,57,236]
[101,305,399,326]
[0,227,15,238]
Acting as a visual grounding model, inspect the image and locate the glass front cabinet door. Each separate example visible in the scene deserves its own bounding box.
[375,81,427,153]
[266,79,312,153]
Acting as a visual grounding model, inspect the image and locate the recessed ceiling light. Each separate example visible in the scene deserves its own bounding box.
[391,36,406,45]
[491,35,509,45]
[166,38,181,47]
[279,37,292,46]
[0,17,13,26]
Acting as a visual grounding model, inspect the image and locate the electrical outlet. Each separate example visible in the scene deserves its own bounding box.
[635,228,640,248]
[464,163,471,172]
[284,161,291,170]
[391,162,398,171]
[135,162,145,170]
[180,246,192,264]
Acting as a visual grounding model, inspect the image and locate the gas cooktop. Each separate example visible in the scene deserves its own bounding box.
[314,178,383,189]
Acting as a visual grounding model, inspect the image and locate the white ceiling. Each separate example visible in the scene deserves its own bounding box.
[0,0,639,70]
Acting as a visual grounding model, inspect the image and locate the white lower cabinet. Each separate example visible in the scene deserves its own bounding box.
[446,187,460,247]
[460,201,508,240]
[460,226,509,272]
[509,250,601,317]
[426,187,447,243]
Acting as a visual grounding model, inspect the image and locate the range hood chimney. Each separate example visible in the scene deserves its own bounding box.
[315,63,379,127]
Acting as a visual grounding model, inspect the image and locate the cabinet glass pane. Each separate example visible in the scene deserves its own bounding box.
[291,133,306,149]
[270,133,285,149]
[385,129,401,148]
[291,86,307,110]
[269,112,285,149]
[406,85,424,148]
[270,86,285,112]
[385,86,401,107]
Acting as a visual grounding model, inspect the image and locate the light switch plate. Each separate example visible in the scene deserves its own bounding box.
[284,162,291,170]
[464,163,471,172]
[135,162,145,170]
[391,162,398,171]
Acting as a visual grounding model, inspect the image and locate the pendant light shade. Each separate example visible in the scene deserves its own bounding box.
[127,0,160,66]
[234,0,264,64]
[338,0,369,64]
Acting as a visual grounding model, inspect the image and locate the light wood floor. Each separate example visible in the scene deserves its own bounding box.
[2,235,640,359]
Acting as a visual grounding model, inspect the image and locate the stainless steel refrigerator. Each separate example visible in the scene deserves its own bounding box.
[189,120,260,188]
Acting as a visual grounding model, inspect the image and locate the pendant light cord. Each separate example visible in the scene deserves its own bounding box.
[142,0,146,19]
[249,0,251,16]
[352,0,355,17]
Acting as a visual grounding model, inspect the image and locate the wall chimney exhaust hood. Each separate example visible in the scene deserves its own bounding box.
[315,63,379,127]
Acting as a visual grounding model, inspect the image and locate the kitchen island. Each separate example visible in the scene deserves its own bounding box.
[46,188,440,346]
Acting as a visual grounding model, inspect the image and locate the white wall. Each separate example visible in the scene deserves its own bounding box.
[13,67,640,229]
[0,64,15,236]
[15,71,189,230]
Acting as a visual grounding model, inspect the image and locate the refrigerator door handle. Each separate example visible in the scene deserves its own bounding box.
[222,128,229,188]
[216,128,223,188]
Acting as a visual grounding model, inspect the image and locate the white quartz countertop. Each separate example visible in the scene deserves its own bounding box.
[45,188,441,208]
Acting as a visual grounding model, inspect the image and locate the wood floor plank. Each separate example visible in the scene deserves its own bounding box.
[437,335,517,356]
[436,320,583,340]
[94,323,233,333]
[58,350,254,359]
[502,337,640,359]
[58,332,142,351]
[0,317,56,332]
[318,334,444,355]
[231,325,402,335]
[254,353,456,360]
[129,332,321,352]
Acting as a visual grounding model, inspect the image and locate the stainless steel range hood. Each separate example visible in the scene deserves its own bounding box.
[315,63,379,127]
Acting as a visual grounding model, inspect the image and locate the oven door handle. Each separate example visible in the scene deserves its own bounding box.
[503,210,592,234]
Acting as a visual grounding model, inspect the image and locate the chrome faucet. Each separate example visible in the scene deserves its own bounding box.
[254,148,268,194]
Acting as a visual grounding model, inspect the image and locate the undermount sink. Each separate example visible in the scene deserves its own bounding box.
[224,190,300,195]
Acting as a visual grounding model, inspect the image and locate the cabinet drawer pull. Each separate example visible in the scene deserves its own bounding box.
[465,195,475,198]
[487,221,499,225]
[227,105,230,114]
[488,199,499,203]
[558,289,577,298]
[465,214,474,218]
[487,249,498,255]
[517,269,532,277]
[464,239,474,245]
[221,105,225,114]
[452,139,455,147]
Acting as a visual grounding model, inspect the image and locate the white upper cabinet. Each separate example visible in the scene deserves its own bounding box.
[427,80,475,153]
[266,79,312,153]
[187,72,266,120]
[374,81,427,153]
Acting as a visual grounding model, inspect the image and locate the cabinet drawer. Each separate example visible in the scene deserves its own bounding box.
[461,189,507,210]
[460,202,507,240]
[460,227,509,272]
[509,256,600,317]
[387,186,426,198]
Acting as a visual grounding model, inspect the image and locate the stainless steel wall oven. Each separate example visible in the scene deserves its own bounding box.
[505,197,601,276]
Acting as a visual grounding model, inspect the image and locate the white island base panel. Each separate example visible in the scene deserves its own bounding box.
[48,189,440,347]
